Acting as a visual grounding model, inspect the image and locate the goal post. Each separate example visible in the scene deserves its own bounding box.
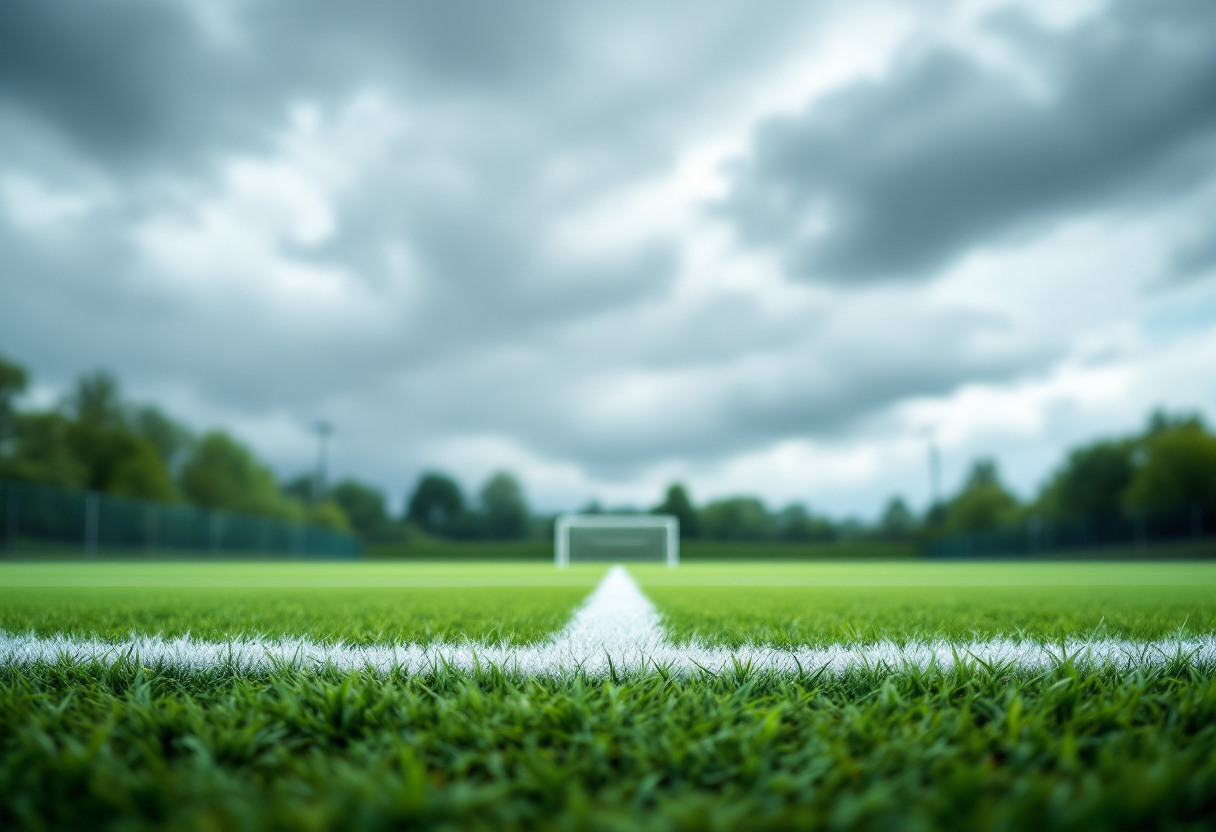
[554,514,679,568]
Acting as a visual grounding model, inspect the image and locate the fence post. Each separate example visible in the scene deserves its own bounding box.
[145,504,157,555]
[213,512,225,556]
[2,483,10,552]
[84,492,99,560]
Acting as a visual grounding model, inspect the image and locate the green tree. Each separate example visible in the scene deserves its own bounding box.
[1124,422,1216,509]
[878,496,915,541]
[479,471,529,540]
[130,406,193,473]
[0,412,85,487]
[653,483,700,539]
[406,472,466,535]
[179,432,293,517]
[1146,408,1203,436]
[331,479,390,538]
[65,371,125,429]
[0,354,28,449]
[309,500,350,531]
[775,503,836,542]
[1039,440,1135,517]
[700,497,772,541]
[282,473,320,505]
[105,438,177,499]
[59,372,176,500]
[945,459,1020,534]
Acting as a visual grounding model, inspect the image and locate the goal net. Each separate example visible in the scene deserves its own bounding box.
[555,514,679,568]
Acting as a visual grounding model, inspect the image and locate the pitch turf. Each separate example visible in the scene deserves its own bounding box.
[635,562,1216,645]
[3,560,1216,831]
[0,562,604,645]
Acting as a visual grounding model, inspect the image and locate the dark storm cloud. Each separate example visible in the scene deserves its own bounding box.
[0,1,570,164]
[719,0,1216,284]
[0,0,818,167]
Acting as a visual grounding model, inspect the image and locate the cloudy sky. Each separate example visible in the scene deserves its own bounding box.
[3,0,1216,517]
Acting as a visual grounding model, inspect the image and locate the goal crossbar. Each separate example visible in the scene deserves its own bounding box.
[554,514,679,568]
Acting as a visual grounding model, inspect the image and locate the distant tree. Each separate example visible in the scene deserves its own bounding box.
[130,405,193,473]
[479,471,529,540]
[282,474,318,504]
[1038,440,1135,518]
[700,497,772,541]
[944,459,1020,534]
[0,412,85,487]
[0,354,28,448]
[654,483,700,539]
[406,472,466,534]
[179,432,293,517]
[922,501,947,531]
[1124,422,1216,509]
[103,439,177,499]
[55,372,176,499]
[1146,408,1204,437]
[309,500,350,531]
[65,371,125,430]
[330,479,390,538]
[878,496,915,541]
[775,503,836,542]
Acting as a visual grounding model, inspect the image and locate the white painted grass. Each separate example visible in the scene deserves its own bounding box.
[3,566,1214,677]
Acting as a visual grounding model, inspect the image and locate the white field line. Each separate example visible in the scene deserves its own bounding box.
[2,566,1214,677]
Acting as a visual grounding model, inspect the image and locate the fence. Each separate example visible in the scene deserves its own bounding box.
[0,479,359,559]
[925,499,1215,559]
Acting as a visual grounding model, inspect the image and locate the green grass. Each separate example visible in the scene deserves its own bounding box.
[4,560,1216,830]
[0,562,606,645]
[4,660,1215,830]
[633,562,1216,645]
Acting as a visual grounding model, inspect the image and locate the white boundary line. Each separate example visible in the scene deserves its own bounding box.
[3,566,1214,677]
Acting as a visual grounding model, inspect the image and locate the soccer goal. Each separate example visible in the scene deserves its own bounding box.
[554,514,679,568]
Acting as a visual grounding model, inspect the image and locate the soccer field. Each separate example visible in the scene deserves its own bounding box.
[3,561,1216,830]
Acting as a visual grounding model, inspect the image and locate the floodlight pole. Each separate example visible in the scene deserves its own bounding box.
[928,437,942,516]
[554,515,570,568]
[314,421,333,505]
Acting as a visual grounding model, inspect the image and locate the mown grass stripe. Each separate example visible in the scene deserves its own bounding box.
[3,566,1214,677]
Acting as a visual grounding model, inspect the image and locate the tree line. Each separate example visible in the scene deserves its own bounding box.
[0,354,535,541]
[597,409,1216,544]
[918,410,1216,540]
[0,355,353,530]
[3,353,1214,545]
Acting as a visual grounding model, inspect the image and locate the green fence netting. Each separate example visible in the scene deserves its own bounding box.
[925,499,1215,559]
[0,479,359,559]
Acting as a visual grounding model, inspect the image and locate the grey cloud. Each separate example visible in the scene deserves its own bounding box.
[1,0,823,168]
[719,0,1216,284]
[365,300,1040,480]
[0,2,561,161]
[2,0,1204,510]
[1171,233,1216,282]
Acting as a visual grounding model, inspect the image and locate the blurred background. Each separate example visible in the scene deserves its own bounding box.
[2,0,1215,557]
